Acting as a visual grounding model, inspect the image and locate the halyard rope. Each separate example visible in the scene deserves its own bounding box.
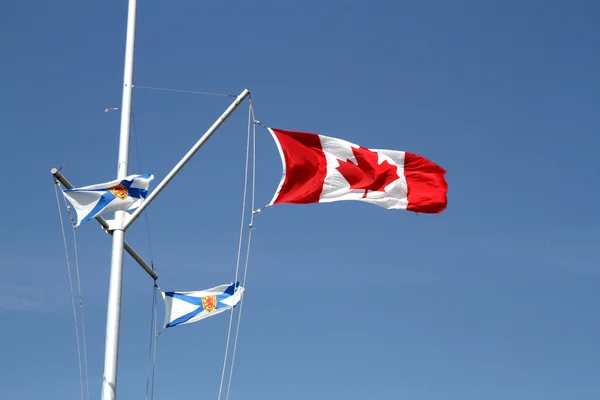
[224,99,258,400]
[130,107,160,400]
[217,98,253,400]
[146,282,159,400]
[54,181,89,400]
[133,85,236,97]
[62,194,91,400]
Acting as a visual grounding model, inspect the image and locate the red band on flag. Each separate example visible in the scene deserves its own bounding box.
[268,127,448,213]
[269,128,328,204]
[404,152,448,213]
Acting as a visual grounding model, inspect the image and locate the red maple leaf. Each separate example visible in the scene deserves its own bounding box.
[335,146,399,198]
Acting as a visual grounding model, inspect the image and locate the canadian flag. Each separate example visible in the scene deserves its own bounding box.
[268,128,448,213]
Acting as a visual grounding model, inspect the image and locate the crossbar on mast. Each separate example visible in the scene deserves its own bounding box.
[123,88,250,230]
[50,168,158,281]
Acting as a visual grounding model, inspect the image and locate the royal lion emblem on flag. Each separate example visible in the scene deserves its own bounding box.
[201,295,217,312]
[109,184,129,200]
[161,283,245,328]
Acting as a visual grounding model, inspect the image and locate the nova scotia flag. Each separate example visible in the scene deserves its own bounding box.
[161,282,245,328]
[62,173,154,227]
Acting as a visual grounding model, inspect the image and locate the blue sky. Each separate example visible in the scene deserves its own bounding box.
[1,0,599,399]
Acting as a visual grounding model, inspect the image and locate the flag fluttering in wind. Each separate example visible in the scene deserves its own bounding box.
[62,173,154,226]
[268,128,448,213]
[161,282,244,328]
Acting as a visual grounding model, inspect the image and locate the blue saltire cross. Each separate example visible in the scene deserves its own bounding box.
[165,282,239,328]
[64,174,151,225]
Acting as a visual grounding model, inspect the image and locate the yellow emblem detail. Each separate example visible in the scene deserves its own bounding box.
[109,184,128,200]
[201,295,217,312]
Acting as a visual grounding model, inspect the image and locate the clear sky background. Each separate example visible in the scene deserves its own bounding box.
[1,0,598,399]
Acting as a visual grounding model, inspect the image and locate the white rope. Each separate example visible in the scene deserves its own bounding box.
[145,284,155,400]
[146,284,159,400]
[132,111,156,263]
[62,196,91,400]
[217,99,253,400]
[54,182,86,400]
[131,107,159,400]
[224,100,258,400]
[133,85,236,97]
[151,287,159,398]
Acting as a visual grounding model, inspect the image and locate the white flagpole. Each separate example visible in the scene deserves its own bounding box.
[98,0,249,396]
[101,0,137,397]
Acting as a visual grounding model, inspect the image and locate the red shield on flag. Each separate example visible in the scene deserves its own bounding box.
[201,295,217,312]
[109,184,128,200]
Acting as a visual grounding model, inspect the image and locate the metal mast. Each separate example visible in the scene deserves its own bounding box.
[93,1,250,398]
[100,0,138,397]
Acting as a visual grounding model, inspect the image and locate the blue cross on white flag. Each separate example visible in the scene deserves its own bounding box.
[161,282,245,328]
[62,173,154,227]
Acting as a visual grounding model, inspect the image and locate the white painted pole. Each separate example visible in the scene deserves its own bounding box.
[123,88,250,231]
[101,0,137,398]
